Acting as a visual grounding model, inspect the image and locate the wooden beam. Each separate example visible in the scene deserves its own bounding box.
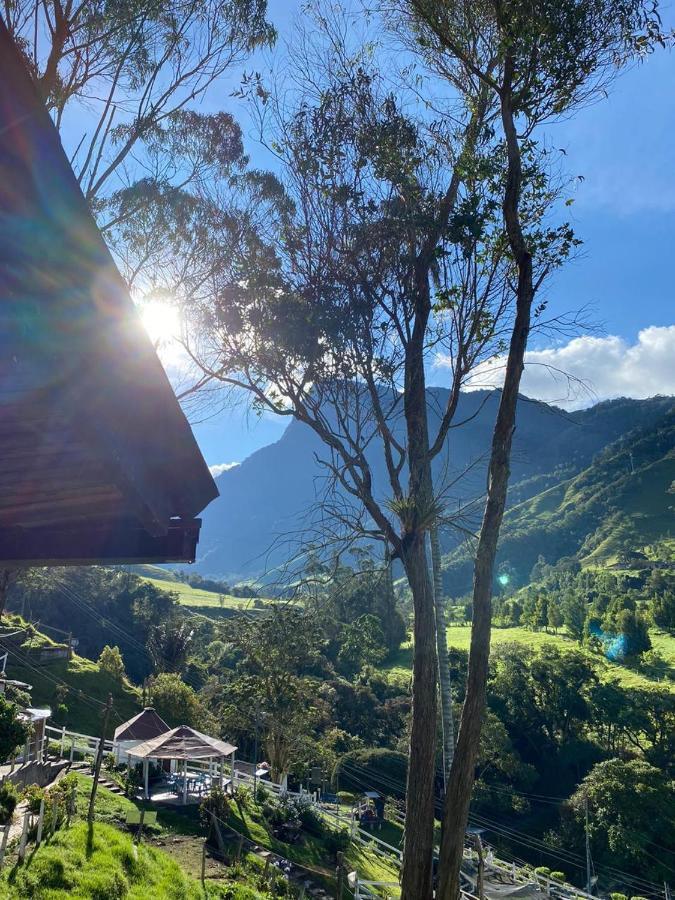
[0,518,202,566]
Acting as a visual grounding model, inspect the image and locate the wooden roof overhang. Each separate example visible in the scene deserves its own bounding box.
[0,19,219,566]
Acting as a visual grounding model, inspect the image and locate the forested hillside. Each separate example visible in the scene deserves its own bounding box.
[196,393,673,580]
[442,407,675,594]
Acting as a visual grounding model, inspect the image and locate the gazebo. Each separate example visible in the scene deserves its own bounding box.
[113,707,169,765]
[128,725,237,804]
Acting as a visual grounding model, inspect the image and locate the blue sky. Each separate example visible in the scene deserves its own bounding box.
[55,0,675,469]
[193,3,675,471]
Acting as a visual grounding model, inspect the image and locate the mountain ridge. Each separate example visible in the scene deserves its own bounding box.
[441,405,675,594]
[194,391,675,581]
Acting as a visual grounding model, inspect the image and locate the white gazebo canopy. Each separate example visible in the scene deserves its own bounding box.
[128,725,237,803]
[130,725,236,761]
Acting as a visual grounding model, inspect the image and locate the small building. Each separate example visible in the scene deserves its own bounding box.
[113,707,169,765]
[18,707,51,762]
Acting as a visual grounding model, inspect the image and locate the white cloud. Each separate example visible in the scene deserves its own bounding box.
[434,325,675,410]
[208,462,240,477]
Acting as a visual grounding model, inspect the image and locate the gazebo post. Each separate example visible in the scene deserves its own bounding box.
[218,756,223,790]
[143,759,149,799]
[230,750,236,791]
[183,758,188,805]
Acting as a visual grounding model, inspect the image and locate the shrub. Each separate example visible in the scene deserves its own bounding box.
[610,894,628,900]
[98,645,126,681]
[52,703,69,725]
[333,748,407,798]
[254,783,269,806]
[323,826,351,857]
[200,786,230,829]
[23,783,45,813]
[550,871,566,882]
[0,780,19,824]
[336,791,357,805]
[534,867,552,878]
[233,785,251,811]
[125,764,142,797]
[0,694,30,762]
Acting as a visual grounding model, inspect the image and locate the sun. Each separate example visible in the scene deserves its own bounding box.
[139,298,181,347]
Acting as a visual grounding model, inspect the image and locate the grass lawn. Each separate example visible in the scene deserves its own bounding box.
[0,821,205,899]
[382,626,675,693]
[143,576,268,613]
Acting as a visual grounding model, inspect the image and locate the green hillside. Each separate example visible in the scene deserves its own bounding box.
[384,626,675,692]
[144,576,253,608]
[2,616,140,735]
[442,408,675,592]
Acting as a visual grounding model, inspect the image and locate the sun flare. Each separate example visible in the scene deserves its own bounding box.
[139,299,181,346]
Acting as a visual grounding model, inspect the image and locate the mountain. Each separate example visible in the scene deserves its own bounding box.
[194,391,674,581]
[441,405,675,594]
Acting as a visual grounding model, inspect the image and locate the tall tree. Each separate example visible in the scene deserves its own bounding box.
[396,2,667,896]
[225,607,324,782]
[178,18,521,894]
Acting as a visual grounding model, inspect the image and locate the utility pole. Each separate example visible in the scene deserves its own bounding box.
[253,712,260,796]
[88,694,113,824]
[585,792,592,895]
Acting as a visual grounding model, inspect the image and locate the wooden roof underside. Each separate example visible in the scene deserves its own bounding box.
[0,19,219,565]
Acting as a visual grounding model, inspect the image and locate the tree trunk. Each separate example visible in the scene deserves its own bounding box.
[431,524,454,789]
[401,530,438,900]
[437,61,534,900]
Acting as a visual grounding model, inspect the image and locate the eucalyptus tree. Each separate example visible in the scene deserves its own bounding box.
[4,0,274,287]
[176,23,529,895]
[392,2,668,896]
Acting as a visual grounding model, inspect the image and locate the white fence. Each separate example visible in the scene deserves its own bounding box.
[45,723,114,762]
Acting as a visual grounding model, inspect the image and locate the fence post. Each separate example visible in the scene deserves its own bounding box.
[18,809,29,862]
[69,741,74,763]
[60,726,66,756]
[0,824,10,869]
[201,841,206,888]
[36,797,45,846]
[336,851,346,900]
[51,796,59,836]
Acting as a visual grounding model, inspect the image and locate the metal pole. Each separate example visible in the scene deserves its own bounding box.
[88,694,113,824]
